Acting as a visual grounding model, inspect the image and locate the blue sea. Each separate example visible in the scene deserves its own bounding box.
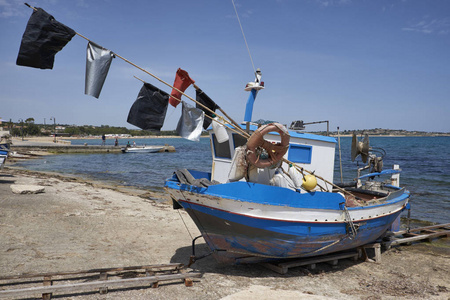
[13,136,450,224]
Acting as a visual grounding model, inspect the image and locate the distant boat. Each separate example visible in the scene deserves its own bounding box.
[0,143,10,169]
[121,145,164,153]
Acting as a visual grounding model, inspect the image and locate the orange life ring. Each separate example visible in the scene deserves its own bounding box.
[246,123,290,168]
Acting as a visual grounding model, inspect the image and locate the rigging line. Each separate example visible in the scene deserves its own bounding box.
[231,0,256,74]
[177,209,194,241]
[133,76,249,138]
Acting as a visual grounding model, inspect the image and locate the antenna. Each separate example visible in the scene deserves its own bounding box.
[231,0,256,73]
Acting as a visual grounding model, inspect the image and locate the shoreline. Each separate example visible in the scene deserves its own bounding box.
[10,134,450,144]
[0,167,449,299]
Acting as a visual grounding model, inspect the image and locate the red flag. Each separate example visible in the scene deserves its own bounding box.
[169,68,195,107]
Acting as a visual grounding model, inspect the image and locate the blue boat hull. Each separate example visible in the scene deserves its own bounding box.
[178,199,404,264]
[165,172,409,264]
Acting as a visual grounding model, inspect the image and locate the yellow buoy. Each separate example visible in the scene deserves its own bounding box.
[302,174,317,191]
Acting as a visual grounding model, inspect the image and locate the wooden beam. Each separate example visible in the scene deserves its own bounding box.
[384,231,449,247]
[0,272,202,299]
[0,263,182,281]
[391,223,450,235]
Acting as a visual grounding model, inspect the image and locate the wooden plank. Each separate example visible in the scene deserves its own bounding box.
[361,243,381,263]
[42,276,52,300]
[278,252,358,269]
[260,262,287,274]
[0,272,202,299]
[384,230,449,247]
[184,278,194,287]
[391,223,450,235]
[262,251,359,274]
[0,263,182,281]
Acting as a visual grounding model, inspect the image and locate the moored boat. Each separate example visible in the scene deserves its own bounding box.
[121,145,164,153]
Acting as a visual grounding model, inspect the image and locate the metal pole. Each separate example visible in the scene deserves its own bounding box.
[50,117,56,143]
[19,119,24,141]
[337,126,343,183]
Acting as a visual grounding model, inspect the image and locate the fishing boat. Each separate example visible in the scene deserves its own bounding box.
[0,143,10,170]
[164,72,410,265]
[121,145,164,153]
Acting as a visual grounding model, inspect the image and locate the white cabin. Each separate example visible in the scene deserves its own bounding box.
[209,124,337,192]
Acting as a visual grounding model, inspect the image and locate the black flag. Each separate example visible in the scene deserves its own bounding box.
[196,89,219,129]
[127,82,169,131]
[16,8,76,69]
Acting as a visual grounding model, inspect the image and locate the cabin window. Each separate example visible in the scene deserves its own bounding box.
[212,134,231,159]
[288,144,312,164]
[232,134,247,149]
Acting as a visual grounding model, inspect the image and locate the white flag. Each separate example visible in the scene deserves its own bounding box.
[176,101,204,142]
[85,42,114,98]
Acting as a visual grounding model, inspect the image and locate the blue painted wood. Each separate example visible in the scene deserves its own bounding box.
[244,89,257,122]
[288,144,312,164]
[179,200,403,260]
[358,169,402,179]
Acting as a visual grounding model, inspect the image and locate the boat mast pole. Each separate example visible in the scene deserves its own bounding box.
[243,69,263,133]
[338,126,343,183]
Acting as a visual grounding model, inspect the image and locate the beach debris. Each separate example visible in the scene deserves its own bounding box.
[10,184,45,194]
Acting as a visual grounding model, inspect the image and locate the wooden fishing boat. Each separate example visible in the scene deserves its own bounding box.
[164,73,410,265]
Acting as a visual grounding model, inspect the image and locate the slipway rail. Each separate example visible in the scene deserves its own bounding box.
[0,263,202,299]
[383,223,450,248]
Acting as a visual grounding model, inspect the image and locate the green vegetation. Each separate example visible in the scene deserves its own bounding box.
[4,119,448,138]
[5,120,201,137]
[61,125,180,137]
[319,128,449,137]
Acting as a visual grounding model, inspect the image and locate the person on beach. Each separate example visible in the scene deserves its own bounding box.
[102,134,106,146]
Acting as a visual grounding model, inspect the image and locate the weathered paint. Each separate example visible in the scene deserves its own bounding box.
[179,201,403,264]
[165,176,409,264]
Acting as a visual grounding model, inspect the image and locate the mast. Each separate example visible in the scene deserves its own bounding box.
[243,68,264,132]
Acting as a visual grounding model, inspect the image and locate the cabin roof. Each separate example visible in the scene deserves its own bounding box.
[209,123,336,144]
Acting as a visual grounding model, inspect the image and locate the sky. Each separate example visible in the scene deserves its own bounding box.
[1,0,449,132]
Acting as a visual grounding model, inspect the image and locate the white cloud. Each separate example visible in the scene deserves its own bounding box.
[314,0,352,7]
[402,17,450,35]
[0,0,26,18]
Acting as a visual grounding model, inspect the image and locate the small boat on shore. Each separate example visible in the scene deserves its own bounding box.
[164,72,410,265]
[0,143,10,169]
[121,145,164,153]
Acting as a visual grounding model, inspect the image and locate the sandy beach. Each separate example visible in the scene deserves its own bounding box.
[0,166,449,299]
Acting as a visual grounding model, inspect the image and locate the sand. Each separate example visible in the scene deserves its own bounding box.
[0,167,449,299]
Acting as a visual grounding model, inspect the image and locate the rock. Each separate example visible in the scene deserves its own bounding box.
[10,184,45,194]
